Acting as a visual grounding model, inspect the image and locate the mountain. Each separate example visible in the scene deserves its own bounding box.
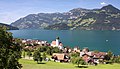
[0,23,19,30]
[11,13,70,29]
[11,4,120,30]
[100,4,120,13]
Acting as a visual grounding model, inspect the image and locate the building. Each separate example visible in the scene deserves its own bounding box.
[80,48,107,64]
[52,53,70,62]
[51,37,63,49]
[22,39,48,46]
[73,46,80,52]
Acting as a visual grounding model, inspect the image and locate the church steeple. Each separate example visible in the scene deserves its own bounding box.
[56,37,59,40]
[56,37,59,46]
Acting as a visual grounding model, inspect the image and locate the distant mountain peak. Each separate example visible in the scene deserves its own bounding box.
[101,4,120,13]
[105,4,114,7]
[102,4,115,9]
[69,8,90,12]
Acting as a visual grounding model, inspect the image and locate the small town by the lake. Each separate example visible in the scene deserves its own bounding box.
[1,0,120,69]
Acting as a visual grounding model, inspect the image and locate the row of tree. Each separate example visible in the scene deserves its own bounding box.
[104,51,120,64]
[23,46,62,58]
[23,46,58,63]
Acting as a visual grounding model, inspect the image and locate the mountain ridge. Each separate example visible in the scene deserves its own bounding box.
[11,4,120,30]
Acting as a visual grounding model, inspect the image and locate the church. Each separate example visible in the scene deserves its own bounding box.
[51,37,63,49]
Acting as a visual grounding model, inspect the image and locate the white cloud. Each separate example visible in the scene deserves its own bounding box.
[100,2,107,5]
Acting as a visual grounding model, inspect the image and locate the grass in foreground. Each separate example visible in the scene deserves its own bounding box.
[19,59,120,69]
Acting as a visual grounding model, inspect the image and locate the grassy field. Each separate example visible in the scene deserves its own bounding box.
[19,59,120,69]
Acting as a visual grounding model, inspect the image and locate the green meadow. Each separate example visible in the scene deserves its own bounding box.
[19,59,120,69]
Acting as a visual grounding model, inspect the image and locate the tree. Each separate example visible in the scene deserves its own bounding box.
[0,27,22,69]
[46,48,52,55]
[71,57,86,67]
[107,50,113,58]
[70,52,80,58]
[37,46,48,52]
[111,56,120,63]
[52,47,61,53]
[43,52,46,61]
[27,51,32,59]
[23,50,26,58]
[46,46,53,55]
[104,50,113,60]
[33,50,42,63]
[94,50,99,53]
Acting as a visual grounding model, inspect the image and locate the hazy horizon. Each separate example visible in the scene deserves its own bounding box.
[0,0,120,24]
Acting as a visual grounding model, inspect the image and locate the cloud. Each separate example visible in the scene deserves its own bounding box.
[100,2,107,5]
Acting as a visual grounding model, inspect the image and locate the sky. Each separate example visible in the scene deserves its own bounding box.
[0,0,120,24]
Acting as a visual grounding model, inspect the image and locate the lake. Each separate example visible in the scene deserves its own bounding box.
[9,29,120,55]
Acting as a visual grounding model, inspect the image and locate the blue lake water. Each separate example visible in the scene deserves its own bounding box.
[9,29,120,55]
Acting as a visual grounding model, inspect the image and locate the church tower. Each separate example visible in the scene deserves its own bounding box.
[56,37,59,46]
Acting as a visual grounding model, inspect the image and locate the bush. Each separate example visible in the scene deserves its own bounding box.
[71,57,86,67]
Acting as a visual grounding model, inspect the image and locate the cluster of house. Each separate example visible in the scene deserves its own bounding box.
[22,39,49,50]
[80,48,107,64]
[21,37,107,64]
[52,47,107,64]
[22,39,48,46]
[21,37,63,50]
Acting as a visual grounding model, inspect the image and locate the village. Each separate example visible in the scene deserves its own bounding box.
[21,37,109,65]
